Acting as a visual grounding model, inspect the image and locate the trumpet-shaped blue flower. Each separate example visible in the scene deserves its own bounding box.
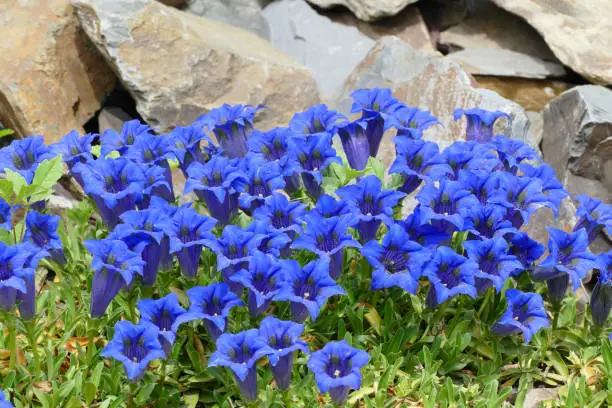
[101,320,165,381]
[489,135,539,173]
[237,155,285,213]
[184,155,247,225]
[416,179,478,232]
[200,104,262,158]
[453,108,510,143]
[591,252,612,326]
[336,120,371,171]
[289,104,346,138]
[124,133,172,166]
[246,220,293,258]
[50,130,94,168]
[252,193,307,240]
[147,197,183,270]
[0,136,55,183]
[172,283,244,341]
[390,138,451,194]
[462,204,515,240]
[464,238,523,294]
[573,195,612,243]
[309,194,351,220]
[275,259,346,322]
[0,388,13,408]
[507,232,546,273]
[100,120,154,156]
[0,199,11,231]
[85,239,145,317]
[72,158,145,229]
[168,124,215,172]
[362,224,431,293]
[209,329,274,401]
[457,170,504,206]
[23,211,65,265]
[292,215,360,279]
[167,206,217,278]
[288,134,340,200]
[398,206,450,248]
[350,88,399,158]
[137,293,186,357]
[307,340,369,405]
[230,252,286,316]
[205,225,265,292]
[422,247,478,307]
[492,289,549,343]
[259,316,309,390]
[519,163,568,209]
[336,175,405,243]
[16,243,47,318]
[140,164,174,207]
[390,105,441,139]
[0,242,32,311]
[248,127,293,162]
[532,228,598,303]
[440,141,500,179]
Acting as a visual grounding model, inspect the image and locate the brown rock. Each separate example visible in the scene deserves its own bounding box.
[490,0,612,84]
[323,5,436,54]
[73,0,320,133]
[0,0,115,143]
[475,77,572,112]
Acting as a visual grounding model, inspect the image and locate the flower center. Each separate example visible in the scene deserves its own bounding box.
[123,335,148,363]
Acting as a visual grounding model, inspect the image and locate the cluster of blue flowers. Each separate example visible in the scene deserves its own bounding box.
[2,87,612,405]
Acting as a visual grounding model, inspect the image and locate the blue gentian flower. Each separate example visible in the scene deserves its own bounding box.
[230,251,286,317]
[350,88,399,158]
[463,238,523,294]
[0,198,11,231]
[16,243,48,319]
[336,175,405,243]
[390,105,441,139]
[309,194,351,220]
[205,225,265,292]
[50,130,94,168]
[183,155,248,225]
[453,108,510,143]
[259,316,309,390]
[492,289,549,343]
[422,247,478,307]
[592,252,612,326]
[398,206,450,248]
[168,124,215,173]
[532,228,598,303]
[101,320,166,381]
[137,293,186,357]
[288,134,340,200]
[209,329,274,401]
[573,195,612,243]
[167,206,217,278]
[172,283,244,341]
[147,197,182,270]
[0,242,32,311]
[275,259,345,322]
[72,158,146,229]
[246,220,293,258]
[457,170,504,206]
[390,138,452,194]
[111,208,174,285]
[307,340,369,405]
[507,232,546,273]
[489,135,539,173]
[336,120,371,171]
[23,211,66,265]
[237,155,286,213]
[0,136,55,183]
[289,104,346,138]
[199,104,262,158]
[124,132,172,166]
[0,388,13,408]
[292,215,360,279]
[138,164,174,208]
[440,141,500,179]
[462,204,515,240]
[252,193,307,241]
[416,179,479,233]
[100,119,154,156]
[85,239,145,317]
[362,224,430,293]
[519,163,568,209]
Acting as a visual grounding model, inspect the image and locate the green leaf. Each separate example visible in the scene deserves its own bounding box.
[183,393,199,408]
[83,382,97,405]
[365,157,384,180]
[0,128,14,138]
[5,169,27,202]
[28,155,64,202]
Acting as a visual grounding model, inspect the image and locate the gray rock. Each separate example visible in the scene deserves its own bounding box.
[525,111,543,151]
[447,48,566,79]
[98,106,133,133]
[263,0,375,100]
[542,85,612,203]
[73,0,320,133]
[306,0,417,22]
[490,0,612,85]
[183,0,270,40]
[523,387,560,408]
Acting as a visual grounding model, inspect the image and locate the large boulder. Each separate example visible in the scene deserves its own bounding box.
[0,0,115,143]
[306,0,417,22]
[73,0,320,132]
[490,0,612,84]
[542,86,612,203]
[263,0,375,100]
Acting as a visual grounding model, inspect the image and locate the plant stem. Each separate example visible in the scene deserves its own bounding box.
[551,302,561,331]
[25,319,41,376]
[159,359,167,389]
[86,317,101,363]
[7,314,17,371]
